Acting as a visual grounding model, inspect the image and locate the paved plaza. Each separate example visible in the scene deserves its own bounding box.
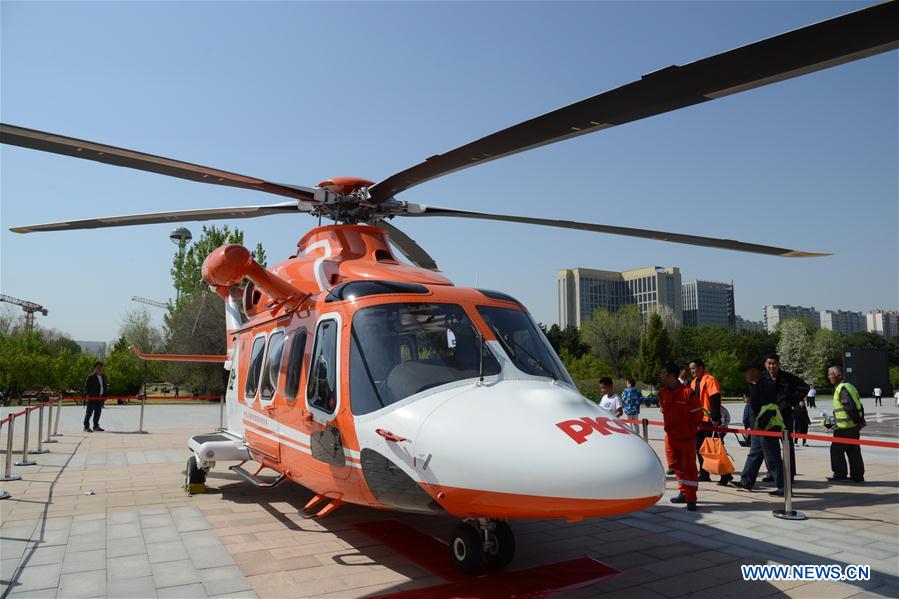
[1,400,897,598]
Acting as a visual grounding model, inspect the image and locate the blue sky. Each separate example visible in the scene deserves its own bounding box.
[1,1,896,342]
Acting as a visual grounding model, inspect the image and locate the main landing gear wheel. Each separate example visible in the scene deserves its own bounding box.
[484,520,515,569]
[184,454,207,496]
[449,519,516,574]
[450,522,483,574]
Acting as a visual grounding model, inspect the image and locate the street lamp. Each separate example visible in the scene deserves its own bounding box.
[170,227,192,301]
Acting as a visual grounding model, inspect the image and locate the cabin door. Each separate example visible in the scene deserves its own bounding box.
[306,316,351,479]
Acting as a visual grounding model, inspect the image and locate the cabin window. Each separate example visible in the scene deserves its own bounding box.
[349,303,500,416]
[307,320,338,413]
[259,331,285,401]
[283,329,308,401]
[325,280,428,303]
[477,306,573,384]
[245,336,266,399]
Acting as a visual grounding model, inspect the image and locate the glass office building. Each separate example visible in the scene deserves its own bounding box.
[682,280,735,328]
[558,266,682,328]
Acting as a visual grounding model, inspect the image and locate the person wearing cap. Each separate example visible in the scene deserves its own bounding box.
[826,365,866,483]
[763,354,808,482]
[659,362,703,511]
[731,363,784,496]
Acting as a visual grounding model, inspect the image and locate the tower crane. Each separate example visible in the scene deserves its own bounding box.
[131,296,167,309]
[0,294,48,332]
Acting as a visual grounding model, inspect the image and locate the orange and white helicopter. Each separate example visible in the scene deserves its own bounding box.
[4,2,896,573]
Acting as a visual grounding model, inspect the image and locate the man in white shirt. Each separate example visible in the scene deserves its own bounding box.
[894,388,899,409]
[873,387,882,407]
[598,377,623,417]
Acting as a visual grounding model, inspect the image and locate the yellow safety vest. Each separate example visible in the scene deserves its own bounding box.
[832,382,863,429]
[756,402,784,431]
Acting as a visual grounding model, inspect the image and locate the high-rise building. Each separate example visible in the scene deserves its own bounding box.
[682,280,735,328]
[558,266,682,328]
[867,309,899,340]
[736,315,765,332]
[763,305,820,333]
[820,310,866,335]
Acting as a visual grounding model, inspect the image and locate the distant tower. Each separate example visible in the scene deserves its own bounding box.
[169,227,193,301]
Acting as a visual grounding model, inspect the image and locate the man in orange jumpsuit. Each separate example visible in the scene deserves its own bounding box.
[660,362,704,511]
[690,358,732,485]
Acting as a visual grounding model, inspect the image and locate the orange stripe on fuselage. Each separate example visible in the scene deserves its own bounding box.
[421,483,661,520]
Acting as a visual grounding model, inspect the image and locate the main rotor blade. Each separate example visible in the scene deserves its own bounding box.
[374,220,440,271]
[369,1,899,203]
[10,201,305,234]
[402,205,829,258]
[0,124,316,201]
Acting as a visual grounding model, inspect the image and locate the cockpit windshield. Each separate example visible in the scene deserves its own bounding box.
[349,303,500,415]
[477,306,573,384]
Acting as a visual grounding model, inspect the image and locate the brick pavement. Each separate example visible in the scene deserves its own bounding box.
[1,404,897,598]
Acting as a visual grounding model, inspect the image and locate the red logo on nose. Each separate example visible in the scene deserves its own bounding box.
[556,416,634,444]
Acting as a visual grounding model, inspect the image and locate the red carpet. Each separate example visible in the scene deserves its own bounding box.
[353,520,620,598]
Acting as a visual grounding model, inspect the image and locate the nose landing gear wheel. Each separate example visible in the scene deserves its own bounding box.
[450,522,483,574]
[484,520,515,569]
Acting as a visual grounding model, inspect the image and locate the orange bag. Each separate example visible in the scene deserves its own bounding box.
[699,435,735,475]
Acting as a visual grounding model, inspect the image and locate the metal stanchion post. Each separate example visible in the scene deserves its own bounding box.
[773,428,806,520]
[31,405,49,454]
[138,394,147,434]
[137,361,148,434]
[642,418,649,442]
[1,416,22,481]
[43,401,57,444]
[52,397,63,436]
[219,395,225,430]
[14,410,36,466]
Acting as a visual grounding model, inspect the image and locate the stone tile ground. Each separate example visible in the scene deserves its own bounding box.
[1,402,897,598]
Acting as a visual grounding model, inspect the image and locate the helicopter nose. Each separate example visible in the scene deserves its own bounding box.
[414,381,665,520]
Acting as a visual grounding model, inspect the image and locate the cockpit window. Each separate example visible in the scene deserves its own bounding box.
[349,303,500,415]
[477,306,573,384]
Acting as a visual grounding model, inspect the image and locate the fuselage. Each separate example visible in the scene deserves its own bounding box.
[218,224,665,520]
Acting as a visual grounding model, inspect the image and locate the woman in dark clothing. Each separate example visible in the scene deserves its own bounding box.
[794,398,811,446]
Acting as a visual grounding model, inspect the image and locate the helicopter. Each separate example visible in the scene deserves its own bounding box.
[3,1,896,574]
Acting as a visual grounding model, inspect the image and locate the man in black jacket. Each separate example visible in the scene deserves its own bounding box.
[83,362,108,432]
[731,364,784,495]
[764,354,808,481]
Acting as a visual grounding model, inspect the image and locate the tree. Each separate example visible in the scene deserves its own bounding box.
[580,306,643,378]
[706,350,743,395]
[560,349,614,380]
[776,319,813,381]
[254,242,267,268]
[637,312,673,384]
[166,225,267,395]
[736,330,779,366]
[844,331,888,350]
[542,324,589,359]
[119,308,164,353]
[103,337,148,396]
[164,291,228,395]
[809,329,844,387]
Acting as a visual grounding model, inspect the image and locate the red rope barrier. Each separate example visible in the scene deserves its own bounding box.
[50,395,222,401]
[621,418,899,448]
